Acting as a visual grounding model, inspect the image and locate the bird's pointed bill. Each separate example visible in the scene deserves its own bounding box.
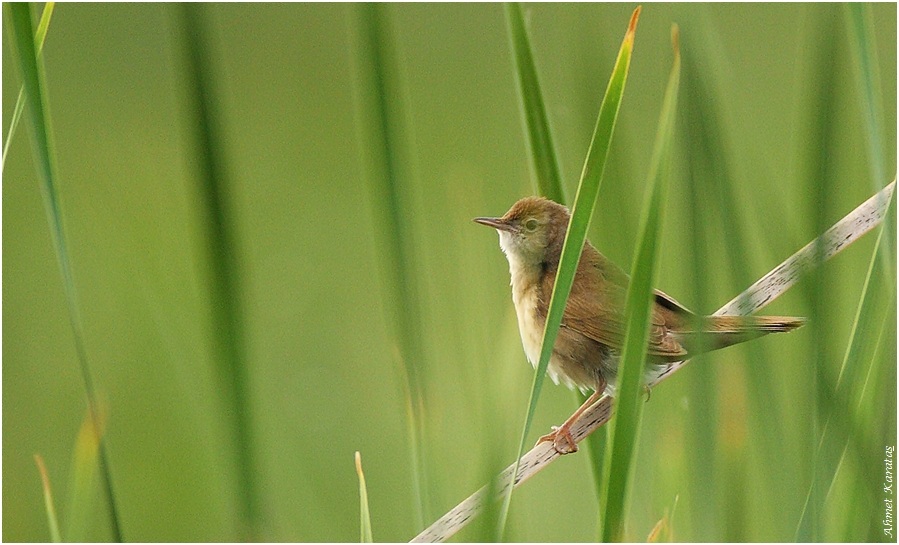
[473,217,515,232]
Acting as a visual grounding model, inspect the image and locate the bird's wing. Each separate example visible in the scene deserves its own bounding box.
[542,260,690,359]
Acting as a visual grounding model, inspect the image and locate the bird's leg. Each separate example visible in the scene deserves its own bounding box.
[536,383,605,455]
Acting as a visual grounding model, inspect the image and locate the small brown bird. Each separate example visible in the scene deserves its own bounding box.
[474,196,805,453]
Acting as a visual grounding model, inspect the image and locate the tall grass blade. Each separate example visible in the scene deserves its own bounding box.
[844,4,888,193]
[33,454,61,542]
[497,7,641,538]
[5,4,122,541]
[64,406,106,541]
[679,26,788,537]
[2,1,53,171]
[504,2,566,203]
[600,25,680,543]
[860,303,897,541]
[796,216,894,537]
[355,452,374,543]
[177,4,258,538]
[796,7,841,540]
[646,495,677,543]
[504,0,605,507]
[844,3,894,287]
[677,48,723,540]
[349,3,431,529]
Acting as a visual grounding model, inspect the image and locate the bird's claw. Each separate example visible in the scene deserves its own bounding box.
[536,425,578,454]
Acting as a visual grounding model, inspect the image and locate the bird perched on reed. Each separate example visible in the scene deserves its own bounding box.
[475,196,805,453]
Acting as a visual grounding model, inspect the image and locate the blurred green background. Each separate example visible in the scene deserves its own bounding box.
[3,3,896,542]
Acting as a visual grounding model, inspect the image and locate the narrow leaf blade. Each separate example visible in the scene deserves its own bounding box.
[498,6,641,537]
[349,3,432,528]
[355,452,374,543]
[34,454,62,542]
[504,2,607,506]
[5,4,122,540]
[504,2,566,203]
[177,5,258,537]
[2,1,54,171]
[601,24,680,543]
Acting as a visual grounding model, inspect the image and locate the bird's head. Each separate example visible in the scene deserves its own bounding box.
[474,196,570,267]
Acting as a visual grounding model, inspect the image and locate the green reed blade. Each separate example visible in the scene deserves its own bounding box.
[177,4,259,538]
[796,218,895,538]
[796,6,841,541]
[355,452,374,543]
[845,4,894,293]
[600,24,680,543]
[5,3,122,540]
[34,455,61,542]
[504,0,607,507]
[350,3,431,529]
[504,2,566,204]
[498,7,641,538]
[2,1,53,171]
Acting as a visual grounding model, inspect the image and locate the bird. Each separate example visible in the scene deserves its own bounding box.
[474,196,805,453]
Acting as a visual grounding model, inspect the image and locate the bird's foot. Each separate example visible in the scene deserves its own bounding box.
[643,384,652,402]
[536,425,578,454]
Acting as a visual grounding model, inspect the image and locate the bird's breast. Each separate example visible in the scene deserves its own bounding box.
[508,262,577,389]
[511,279,544,370]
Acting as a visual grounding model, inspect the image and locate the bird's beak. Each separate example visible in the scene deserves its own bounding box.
[473,216,515,232]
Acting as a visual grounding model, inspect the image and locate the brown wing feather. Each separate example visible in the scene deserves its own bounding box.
[541,245,691,359]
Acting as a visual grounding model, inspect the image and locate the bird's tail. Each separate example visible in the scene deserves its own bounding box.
[678,315,806,355]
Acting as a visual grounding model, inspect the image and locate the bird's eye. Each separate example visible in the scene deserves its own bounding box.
[524,218,538,231]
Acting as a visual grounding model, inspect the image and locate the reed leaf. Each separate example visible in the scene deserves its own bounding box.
[844,3,895,297]
[177,4,258,538]
[504,2,566,204]
[845,4,888,193]
[355,452,374,543]
[64,406,106,541]
[795,6,842,540]
[678,27,787,538]
[33,455,61,543]
[350,3,431,529]
[504,0,606,506]
[497,6,641,537]
[2,1,53,171]
[848,8,899,530]
[5,3,122,540]
[796,218,893,537]
[600,24,680,543]
[677,46,723,540]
